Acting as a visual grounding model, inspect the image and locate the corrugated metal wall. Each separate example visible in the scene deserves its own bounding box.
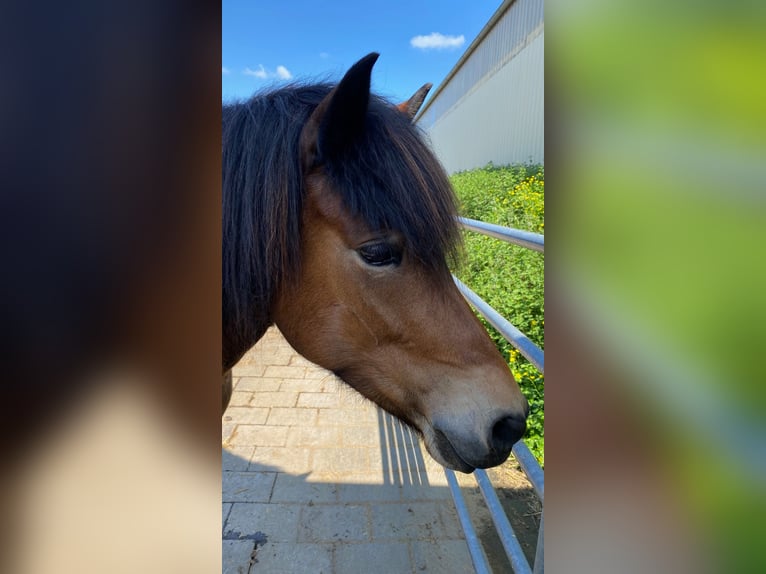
[416,0,544,173]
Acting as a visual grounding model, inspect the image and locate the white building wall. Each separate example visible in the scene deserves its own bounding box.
[416,0,544,173]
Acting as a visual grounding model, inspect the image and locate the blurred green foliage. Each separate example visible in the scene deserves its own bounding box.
[449,164,544,465]
[548,1,766,570]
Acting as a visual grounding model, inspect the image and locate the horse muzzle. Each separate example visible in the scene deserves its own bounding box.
[423,409,528,473]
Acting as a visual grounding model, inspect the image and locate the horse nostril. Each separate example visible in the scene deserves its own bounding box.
[490,415,527,454]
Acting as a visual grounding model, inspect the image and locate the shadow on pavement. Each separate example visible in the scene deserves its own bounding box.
[222,414,538,573]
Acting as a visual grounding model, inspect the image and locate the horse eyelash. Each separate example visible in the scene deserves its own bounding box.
[358,242,401,266]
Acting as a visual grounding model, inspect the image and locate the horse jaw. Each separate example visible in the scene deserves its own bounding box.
[272,182,529,473]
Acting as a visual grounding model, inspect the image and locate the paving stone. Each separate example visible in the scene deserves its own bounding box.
[410,539,474,573]
[338,389,368,406]
[285,426,342,448]
[371,501,457,541]
[311,447,371,474]
[223,327,476,574]
[296,392,340,408]
[278,378,327,393]
[340,426,380,447]
[222,539,256,574]
[231,364,267,377]
[229,391,253,407]
[221,423,237,444]
[223,447,254,471]
[233,350,270,364]
[229,425,289,447]
[454,470,480,488]
[223,406,270,425]
[235,377,282,392]
[248,344,281,357]
[324,378,345,390]
[373,447,432,482]
[335,541,411,574]
[335,474,402,503]
[378,417,422,453]
[412,451,451,476]
[265,407,318,426]
[380,445,427,476]
[401,481,453,502]
[302,367,335,380]
[317,407,378,427]
[252,446,312,474]
[261,352,293,366]
[288,354,318,367]
[250,542,333,574]
[250,391,299,408]
[421,466,451,488]
[222,471,276,503]
[225,502,301,543]
[437,501,466,539]
[263,365,307,379]
[298,504,370,543]
[270,473,339,504]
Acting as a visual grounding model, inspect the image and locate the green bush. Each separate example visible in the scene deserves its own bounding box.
[450,164,545,465]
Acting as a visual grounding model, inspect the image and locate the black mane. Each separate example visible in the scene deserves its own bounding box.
[222,83,460,368]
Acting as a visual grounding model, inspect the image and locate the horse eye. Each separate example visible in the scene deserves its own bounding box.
[358,242,401,266]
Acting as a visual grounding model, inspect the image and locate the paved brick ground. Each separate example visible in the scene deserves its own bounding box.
[222,327,476,573]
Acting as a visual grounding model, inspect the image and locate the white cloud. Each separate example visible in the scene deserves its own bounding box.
[243,65,268,79]
[243,64,292,80]
[275,65,293,80]
[222,66,230,75]
[410,32,465,50]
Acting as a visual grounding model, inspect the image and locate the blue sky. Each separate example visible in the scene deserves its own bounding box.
[222,0,502,104]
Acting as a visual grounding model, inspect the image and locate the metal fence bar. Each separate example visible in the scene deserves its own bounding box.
[445,468,492,574]
[452,276,545,373]
[511,442,544,502]
[458,217,544,252]
[448,219,544,573]
[475,469,533,574]
[533,511,544,574]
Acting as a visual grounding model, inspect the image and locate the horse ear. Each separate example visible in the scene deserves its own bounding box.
[302,52,379,167]
[397,83,432,120]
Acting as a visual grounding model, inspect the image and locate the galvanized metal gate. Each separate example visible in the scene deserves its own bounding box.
[446,216,544,574]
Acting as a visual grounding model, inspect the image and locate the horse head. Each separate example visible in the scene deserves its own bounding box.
[271,53,529,472]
